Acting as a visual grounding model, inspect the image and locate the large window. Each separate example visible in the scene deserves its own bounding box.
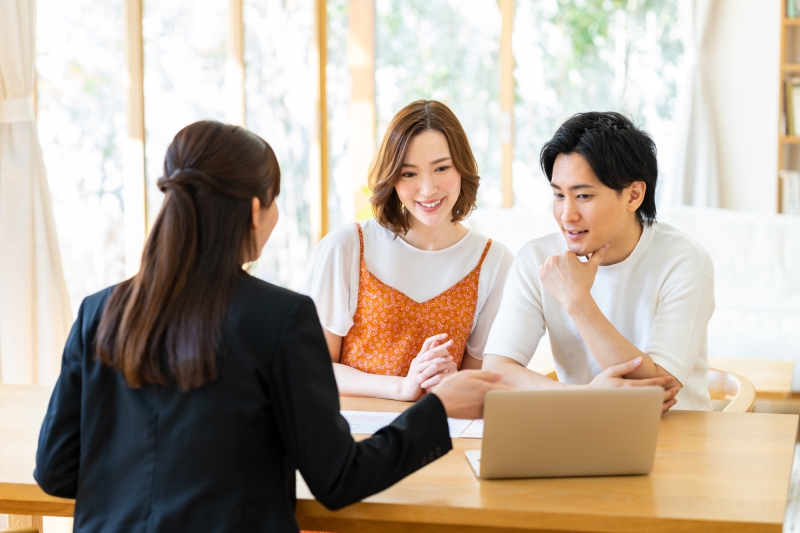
[513,0,682,212]
[244,0,316,289]
[327,0,354,229]
[143,0,228,226]
[36,0,683,305]
[37,0,126,313]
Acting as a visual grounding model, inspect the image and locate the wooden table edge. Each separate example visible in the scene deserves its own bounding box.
[295,499,783,533]
[0,483,75,516]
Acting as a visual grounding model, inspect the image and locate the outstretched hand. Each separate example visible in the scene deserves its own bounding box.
[539,245,607,310]
[433,370,511,419]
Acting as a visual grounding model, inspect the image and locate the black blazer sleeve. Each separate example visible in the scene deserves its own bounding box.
[34,301,86,498]
[268,295,453,510]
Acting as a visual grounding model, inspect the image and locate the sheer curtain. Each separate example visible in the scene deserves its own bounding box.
[0,0,72,386]
[670,0,720,207]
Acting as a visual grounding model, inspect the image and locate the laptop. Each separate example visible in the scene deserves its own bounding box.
[465,387,663,479]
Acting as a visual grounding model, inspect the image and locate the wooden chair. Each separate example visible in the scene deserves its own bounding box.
[543,367,756,413]
[709,358,793,399]
[2,529,39,533]
[708,368,756,412]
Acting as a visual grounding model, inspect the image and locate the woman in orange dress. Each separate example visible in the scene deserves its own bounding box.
[303,100,514,401]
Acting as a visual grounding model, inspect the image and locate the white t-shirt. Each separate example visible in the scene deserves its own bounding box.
[303,218,514,360]
[484,222,714,411]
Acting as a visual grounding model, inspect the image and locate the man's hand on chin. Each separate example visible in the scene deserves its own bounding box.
[539,244,608,310]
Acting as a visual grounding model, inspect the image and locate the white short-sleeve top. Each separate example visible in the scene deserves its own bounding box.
[484,222,715,411]
[302,218,514,360]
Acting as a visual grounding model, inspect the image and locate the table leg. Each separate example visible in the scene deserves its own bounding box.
[8,514,44,532]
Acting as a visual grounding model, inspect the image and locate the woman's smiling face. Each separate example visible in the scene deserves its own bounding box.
[394,129,462,229]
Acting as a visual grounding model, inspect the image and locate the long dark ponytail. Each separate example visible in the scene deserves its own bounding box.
[96,121,280,391]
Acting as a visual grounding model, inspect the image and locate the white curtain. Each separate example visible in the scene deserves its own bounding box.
[670,0,720,207]
[0,0,72,385]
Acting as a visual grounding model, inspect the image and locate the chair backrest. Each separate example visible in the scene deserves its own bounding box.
[542,368,756,413]
[708,368,756,413]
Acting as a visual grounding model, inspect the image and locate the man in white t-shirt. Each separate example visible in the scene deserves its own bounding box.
[483,112,714,411]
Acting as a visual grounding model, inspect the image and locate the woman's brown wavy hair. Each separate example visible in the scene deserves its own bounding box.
[96,120,280,391]
[369,100,480,235]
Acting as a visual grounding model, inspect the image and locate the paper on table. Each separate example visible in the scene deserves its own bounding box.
[459,419,484,438]
[341,410,481,438]
[341,411,401,434]
[446,418,474,438]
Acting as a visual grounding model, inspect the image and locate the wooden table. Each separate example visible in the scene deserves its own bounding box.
[1,385,798,533]
[0,385,73,532]
[295,397,800,533]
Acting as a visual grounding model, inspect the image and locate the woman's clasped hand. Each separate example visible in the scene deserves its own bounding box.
[400,333,457,400]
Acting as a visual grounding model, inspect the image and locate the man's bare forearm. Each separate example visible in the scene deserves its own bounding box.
[566,295,678,384]
[482,355,570,390]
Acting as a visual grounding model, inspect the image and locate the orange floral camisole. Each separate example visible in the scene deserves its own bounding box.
[301,224,491,533]
[339,222,492,374]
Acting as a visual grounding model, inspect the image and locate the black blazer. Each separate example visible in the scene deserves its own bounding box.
[35,273,452,532]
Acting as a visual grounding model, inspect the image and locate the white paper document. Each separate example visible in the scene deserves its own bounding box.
[459,419,484,439]
[341,411,400,434]
[446,418,474,438]
[341,410,482,438]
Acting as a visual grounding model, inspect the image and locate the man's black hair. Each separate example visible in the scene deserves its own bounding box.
[539,111,658,225]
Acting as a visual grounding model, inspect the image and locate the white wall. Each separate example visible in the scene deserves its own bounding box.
[705,0,780,213]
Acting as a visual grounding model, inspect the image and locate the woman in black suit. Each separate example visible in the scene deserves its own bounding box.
[34,121,505,533]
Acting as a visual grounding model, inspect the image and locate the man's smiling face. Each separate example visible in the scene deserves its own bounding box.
[551,152,642,260]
